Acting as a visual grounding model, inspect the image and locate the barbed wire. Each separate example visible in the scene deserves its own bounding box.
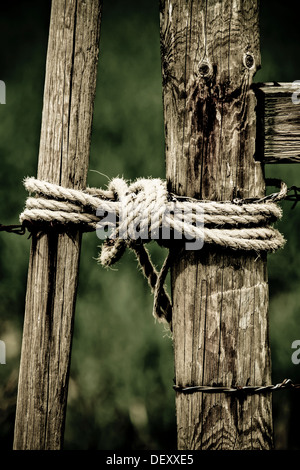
[173,378,300,395]
[285,186,300,209]
[264,178,300,208]
[0,224,26,235]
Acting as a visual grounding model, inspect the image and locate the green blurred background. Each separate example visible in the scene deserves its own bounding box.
[0,0,300,450]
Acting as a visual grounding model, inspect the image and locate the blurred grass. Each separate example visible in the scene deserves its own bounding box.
[0,0,300,450]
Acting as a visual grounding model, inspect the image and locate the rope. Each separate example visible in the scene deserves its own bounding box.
[20,177,286,250]
[19,176,287,326]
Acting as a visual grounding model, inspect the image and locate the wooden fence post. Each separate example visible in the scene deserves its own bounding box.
[13,0,102,450]
[160,0,273,449]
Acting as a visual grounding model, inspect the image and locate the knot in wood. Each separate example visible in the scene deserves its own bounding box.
[243,52,255,70]
[198,59,213,80]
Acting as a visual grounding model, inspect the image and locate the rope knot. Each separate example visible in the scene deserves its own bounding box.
[99,177,169,270]
[108,177,169,242]
[19,176,288,328]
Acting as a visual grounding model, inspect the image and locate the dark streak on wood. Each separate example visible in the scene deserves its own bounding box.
[160,0,273,450]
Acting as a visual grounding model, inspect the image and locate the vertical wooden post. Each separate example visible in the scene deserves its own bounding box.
[160,1,273,449]
[13,0,102,450]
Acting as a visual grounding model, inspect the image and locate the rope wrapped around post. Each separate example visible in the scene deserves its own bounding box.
[19,176,287,327]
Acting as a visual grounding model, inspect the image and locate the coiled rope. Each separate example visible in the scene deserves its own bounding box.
[19,176,287,326]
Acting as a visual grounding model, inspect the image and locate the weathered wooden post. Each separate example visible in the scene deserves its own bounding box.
[160,0,273,449]
[13,0,102,450]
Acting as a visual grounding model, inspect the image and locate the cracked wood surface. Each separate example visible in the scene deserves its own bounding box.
[13,0,102,450]
[160,0,273,449]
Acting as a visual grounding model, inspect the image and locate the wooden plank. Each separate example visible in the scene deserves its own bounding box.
[13,0,102,450]
[255,82,300,163]
[160,0,273,449]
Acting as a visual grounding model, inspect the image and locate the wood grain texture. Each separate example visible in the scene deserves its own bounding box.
[255,83,300,163]
[160,0,273,449]
[13,0,102,450]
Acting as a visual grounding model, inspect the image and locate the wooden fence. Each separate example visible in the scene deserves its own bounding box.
[8,0,300,450]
